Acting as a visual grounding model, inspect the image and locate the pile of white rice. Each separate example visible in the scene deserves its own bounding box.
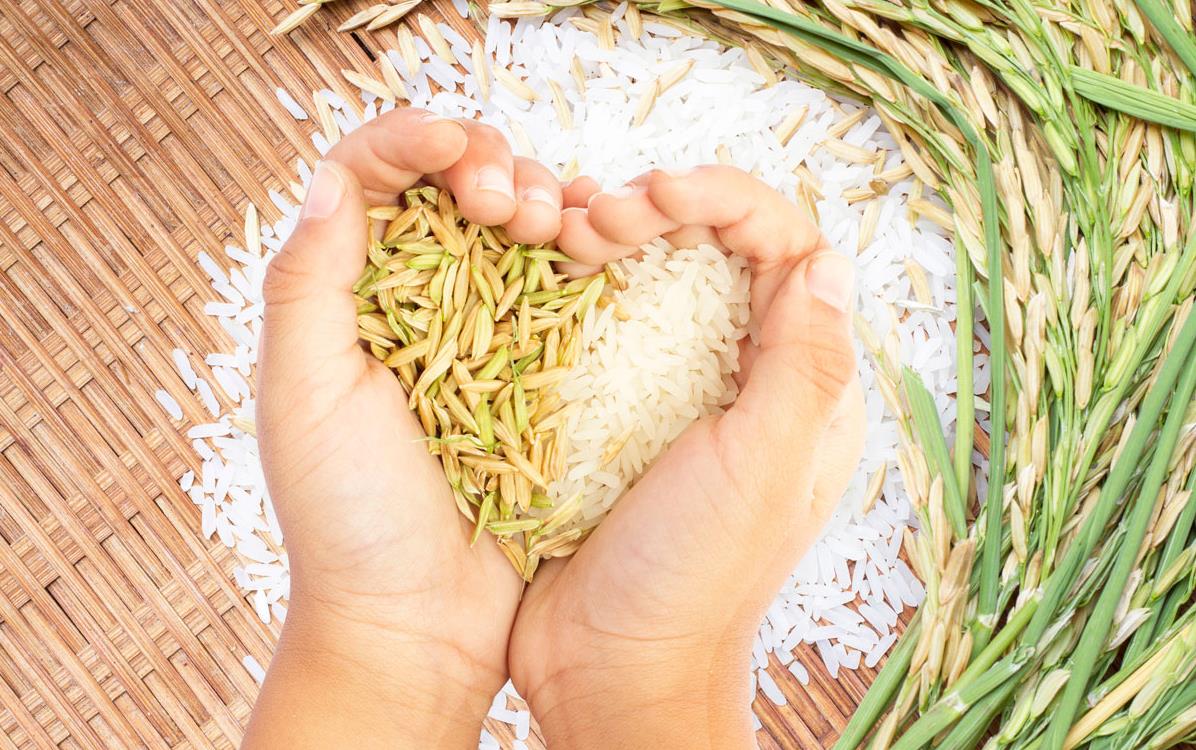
[549,241,752,531]
[152,6,972,745]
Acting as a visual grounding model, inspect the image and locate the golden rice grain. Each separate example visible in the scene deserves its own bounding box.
[343,69,394,102]
[395,25,421,76]
[271,3,321,35]
[367,0,421,30]
[337,3,388,31]
[493,67,538,101]
[415,14,455,63]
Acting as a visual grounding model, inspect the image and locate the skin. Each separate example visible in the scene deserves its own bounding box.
[243,108,865,749]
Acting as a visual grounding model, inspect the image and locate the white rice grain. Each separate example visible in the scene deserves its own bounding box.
[155,390,183,421]
[172,348,197,389]
[243,654,267,684]
[194,379,219,417]
[275,88,308,120]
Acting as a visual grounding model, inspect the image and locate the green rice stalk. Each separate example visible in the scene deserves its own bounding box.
[1041,335,1196,748]
[936,684,1020,749]
[886,596,1039,749]
[1085,620,1196,750]
[889,654,1031,750]
[1087,609,1196,717]
[831,613,923,750]
[1127,466,1196,660]
[953,245,976,500]
[973,159,1007,653]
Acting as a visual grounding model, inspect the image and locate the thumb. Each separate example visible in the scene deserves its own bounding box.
[717,251,857,497]
[261,160,368,369]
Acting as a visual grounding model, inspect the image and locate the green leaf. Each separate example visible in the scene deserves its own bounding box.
[904,368,968,538]
[1133,0,1196,79]
[1070,67,1196,132]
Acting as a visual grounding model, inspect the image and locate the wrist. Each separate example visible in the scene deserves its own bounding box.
[269,592,499,746]
[525,639,756,750]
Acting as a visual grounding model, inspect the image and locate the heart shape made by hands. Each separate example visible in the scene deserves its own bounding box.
[355,185,750,579]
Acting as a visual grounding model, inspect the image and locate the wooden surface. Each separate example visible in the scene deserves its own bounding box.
[0,1,890,747]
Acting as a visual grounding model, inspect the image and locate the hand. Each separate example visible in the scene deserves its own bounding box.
[508,166,867,750]
[244,109,565,749]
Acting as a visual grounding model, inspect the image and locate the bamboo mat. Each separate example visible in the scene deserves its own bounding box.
[0,1,891,747]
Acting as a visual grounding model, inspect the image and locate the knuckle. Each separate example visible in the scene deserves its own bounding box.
[718,205,764,244]
[513,155,547,176]
[466,122,507,151]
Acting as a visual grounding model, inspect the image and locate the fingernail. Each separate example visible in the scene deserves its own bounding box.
[605,184,642,199]
[662,167,695,178]
[806,253,855,312]
[520,186,561,209]
[421,111,465,132]
[588,185,641,209]
[301,161,345,221]
[476,166,515,200]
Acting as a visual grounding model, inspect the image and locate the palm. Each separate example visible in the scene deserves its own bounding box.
[509,422,737,694]
[274,354,516,588]
[260,337,523,678]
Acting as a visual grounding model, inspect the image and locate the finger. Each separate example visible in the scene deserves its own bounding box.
[556,260,603,277]
[565,165,824,273]
[661,224,722,252]
[585,183,681,246]
[554,200,718,277]
[437,120,518,226]
[325,109,468,205]
[261,160,368,371]
[645,166,824,265]
[563,176,601,208]
[557,207,637,267]
[505,157,563,244]
[715,252,857,497]
[652,166,828,326]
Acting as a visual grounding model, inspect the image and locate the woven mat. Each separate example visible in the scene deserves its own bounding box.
[0,1,888,747]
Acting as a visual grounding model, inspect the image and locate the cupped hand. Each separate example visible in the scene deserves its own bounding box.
[508,166,867,749]
[246,109,564,748]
